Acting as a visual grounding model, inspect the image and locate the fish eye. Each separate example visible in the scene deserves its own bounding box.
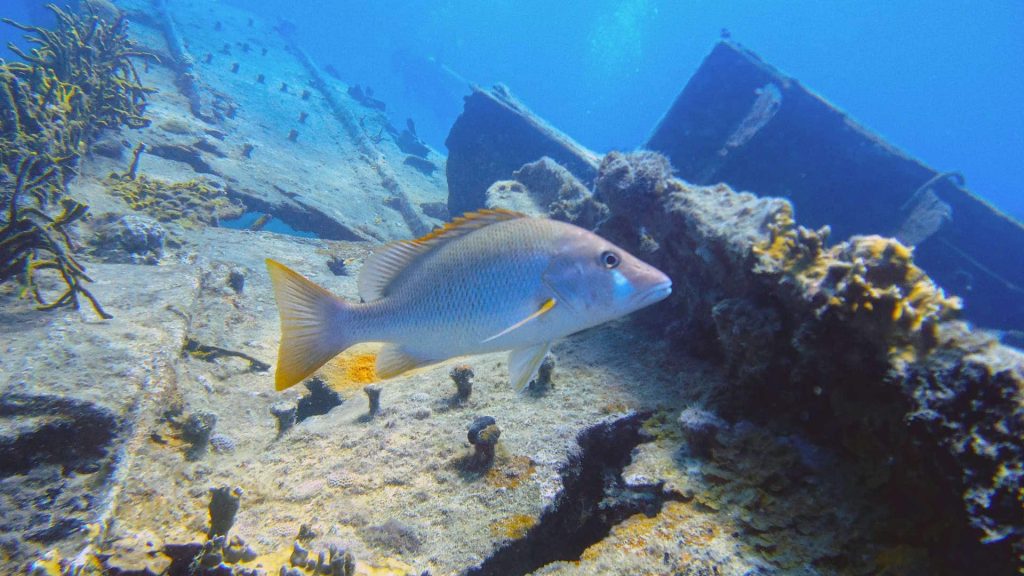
[600,250,620,269]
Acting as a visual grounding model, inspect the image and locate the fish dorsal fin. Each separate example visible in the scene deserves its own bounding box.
[358,209,526,302]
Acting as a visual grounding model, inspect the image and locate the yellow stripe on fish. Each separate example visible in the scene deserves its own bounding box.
[266,210,672,392]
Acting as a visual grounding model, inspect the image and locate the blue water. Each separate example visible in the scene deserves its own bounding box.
[223,0,1024,222]
[219,211,319,238]
[3,1,1021,220]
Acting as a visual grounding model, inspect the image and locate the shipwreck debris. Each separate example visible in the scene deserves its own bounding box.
[646,41,1024,332]
[445,85,600,216]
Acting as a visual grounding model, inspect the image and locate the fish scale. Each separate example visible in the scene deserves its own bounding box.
[376,218,554,349]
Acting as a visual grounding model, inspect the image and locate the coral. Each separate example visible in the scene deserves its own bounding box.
[182,411,217,461]
[594,151,674,217]
[209,433,237,453]
[677,406,728,458]
[183,337,271,372]
[2,5,152,139]
[754,206,962,364]
[490,514,537,540]
[901,325,1024,556]
[364,520,422,555]
[326,254,349,276]
[363,383,382,418]
[513,157,608,230]
[485,455,536,490]
[0,4,152,317]
[289,540,356,576]
[270,401,298,437]
[221,536,258,563]
[584,150,1022,570]
[711,298,782,385]
[527,354,555,395]
[449,364,474,403]
[106,173,244,228]
[295,377,343,423]
[207,486,242,538]
[289,540,309,566]
[466,416,501,471]
[126,141,145,179]
[86,212,166,264]
[227,267,245,293]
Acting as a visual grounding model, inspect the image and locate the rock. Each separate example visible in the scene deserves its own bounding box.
[646,41,1024,333]
[512,158,608,230]
[485,180,541,217]
[87,213,166,264]
[484,158,609,230]
[91,135,126,159]
[446,85,600,216]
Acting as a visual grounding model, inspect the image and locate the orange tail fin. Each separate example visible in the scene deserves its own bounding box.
[266,259,354,390]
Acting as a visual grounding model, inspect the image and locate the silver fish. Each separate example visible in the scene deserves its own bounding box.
[266,209,671,391]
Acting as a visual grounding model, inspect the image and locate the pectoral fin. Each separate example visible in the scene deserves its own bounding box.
[482,298,557,344]
[376,344,435,379]
[508,341,552,391]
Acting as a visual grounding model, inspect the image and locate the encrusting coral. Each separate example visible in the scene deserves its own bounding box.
[0,4,152,317]
[106,172,244,228]
[753,205,962,364]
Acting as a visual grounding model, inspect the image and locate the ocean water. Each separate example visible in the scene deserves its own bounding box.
[2,1,1023,574]
[225,0,1024,221]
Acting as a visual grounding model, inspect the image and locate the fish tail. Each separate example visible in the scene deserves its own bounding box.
[266,259,356,391]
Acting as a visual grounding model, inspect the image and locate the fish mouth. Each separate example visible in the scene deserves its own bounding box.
[633,280,673,308]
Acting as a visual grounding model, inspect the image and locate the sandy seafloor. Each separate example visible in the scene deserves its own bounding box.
[0,0,980,574]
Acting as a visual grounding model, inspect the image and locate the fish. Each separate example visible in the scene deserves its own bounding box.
[266,209,672,391]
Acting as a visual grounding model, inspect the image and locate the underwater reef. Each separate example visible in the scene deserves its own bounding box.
[0,3,151,318]
[0,1,1022,575]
